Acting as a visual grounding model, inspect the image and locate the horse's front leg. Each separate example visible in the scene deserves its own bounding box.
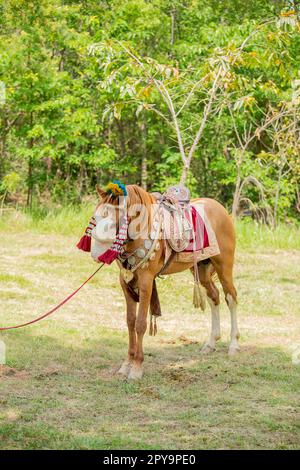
[118,277,137,377]
[128,273,153,380]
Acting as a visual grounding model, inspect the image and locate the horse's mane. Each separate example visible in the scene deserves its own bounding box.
[98,184,155,231]
[99,184,154,208]
[126,185,155,233]
[126,185,155,210]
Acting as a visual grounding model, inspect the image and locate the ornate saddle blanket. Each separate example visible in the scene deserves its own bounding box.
[175,203,220,263]
[183,206,209,252]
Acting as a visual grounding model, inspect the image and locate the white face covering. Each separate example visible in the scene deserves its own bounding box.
[90,210,117,261]
[90,238,112,262]
[92,217,116,242]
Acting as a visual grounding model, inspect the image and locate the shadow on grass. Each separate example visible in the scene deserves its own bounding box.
[0,328,299,450]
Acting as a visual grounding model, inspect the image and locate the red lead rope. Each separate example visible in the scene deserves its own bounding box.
[0,264,104,331]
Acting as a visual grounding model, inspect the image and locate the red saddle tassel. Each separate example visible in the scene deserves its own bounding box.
[98,249,118,265]
[77,235,91,252]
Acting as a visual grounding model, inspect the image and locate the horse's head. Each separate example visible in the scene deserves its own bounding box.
[94,186,122,240]
[91,183,156,260]
[89,183,125,260]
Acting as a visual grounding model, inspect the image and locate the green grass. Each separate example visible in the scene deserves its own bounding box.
[237,219,300,251]
[1,206,299,249]
[0,207,299,449]
[0,204,94,237]
[0,273,32,287]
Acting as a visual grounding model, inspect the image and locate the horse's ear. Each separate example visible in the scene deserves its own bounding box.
[96,184,107,200]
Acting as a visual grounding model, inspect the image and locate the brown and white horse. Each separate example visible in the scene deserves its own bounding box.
[93,184,239,380]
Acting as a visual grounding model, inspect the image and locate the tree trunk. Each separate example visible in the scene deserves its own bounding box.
[26,154,33,207]
[295,185,300,214]
[141,156,147,190]
[180,163,190,185]
[274,162,283,226]
[0,134,7,179]
[170,8,176,46]
[231,169,241,219]
[116,120,126,157]
[77,164,84,201]
[26,113,34,207]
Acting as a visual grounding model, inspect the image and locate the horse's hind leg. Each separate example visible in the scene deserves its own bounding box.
[196,263,221,354]
[226,291,240,356]
[212,258,240,356]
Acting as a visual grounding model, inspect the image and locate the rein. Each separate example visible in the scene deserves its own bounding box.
[0,264,104,331]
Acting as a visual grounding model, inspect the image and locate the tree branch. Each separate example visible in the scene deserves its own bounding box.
[180,67,222,183]
[116,41,187,165]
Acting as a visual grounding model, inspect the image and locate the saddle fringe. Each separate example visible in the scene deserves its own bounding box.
[193,282,206,311]
[149,314,158,336]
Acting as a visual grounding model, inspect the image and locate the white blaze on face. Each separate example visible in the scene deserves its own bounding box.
[90,203,117,261]
[93,217,116,242]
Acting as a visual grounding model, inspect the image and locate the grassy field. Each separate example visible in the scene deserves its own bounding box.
[0,209,299,449]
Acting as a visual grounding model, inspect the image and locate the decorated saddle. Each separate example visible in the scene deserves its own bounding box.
[158,185,219,264]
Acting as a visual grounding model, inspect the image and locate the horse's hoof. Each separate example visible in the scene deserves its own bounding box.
[201,343,216,354]
[117,361,132,377]
[228,345,241,356]
[127,364,143,380]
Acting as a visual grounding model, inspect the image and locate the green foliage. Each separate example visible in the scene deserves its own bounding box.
[0,172,21,193]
